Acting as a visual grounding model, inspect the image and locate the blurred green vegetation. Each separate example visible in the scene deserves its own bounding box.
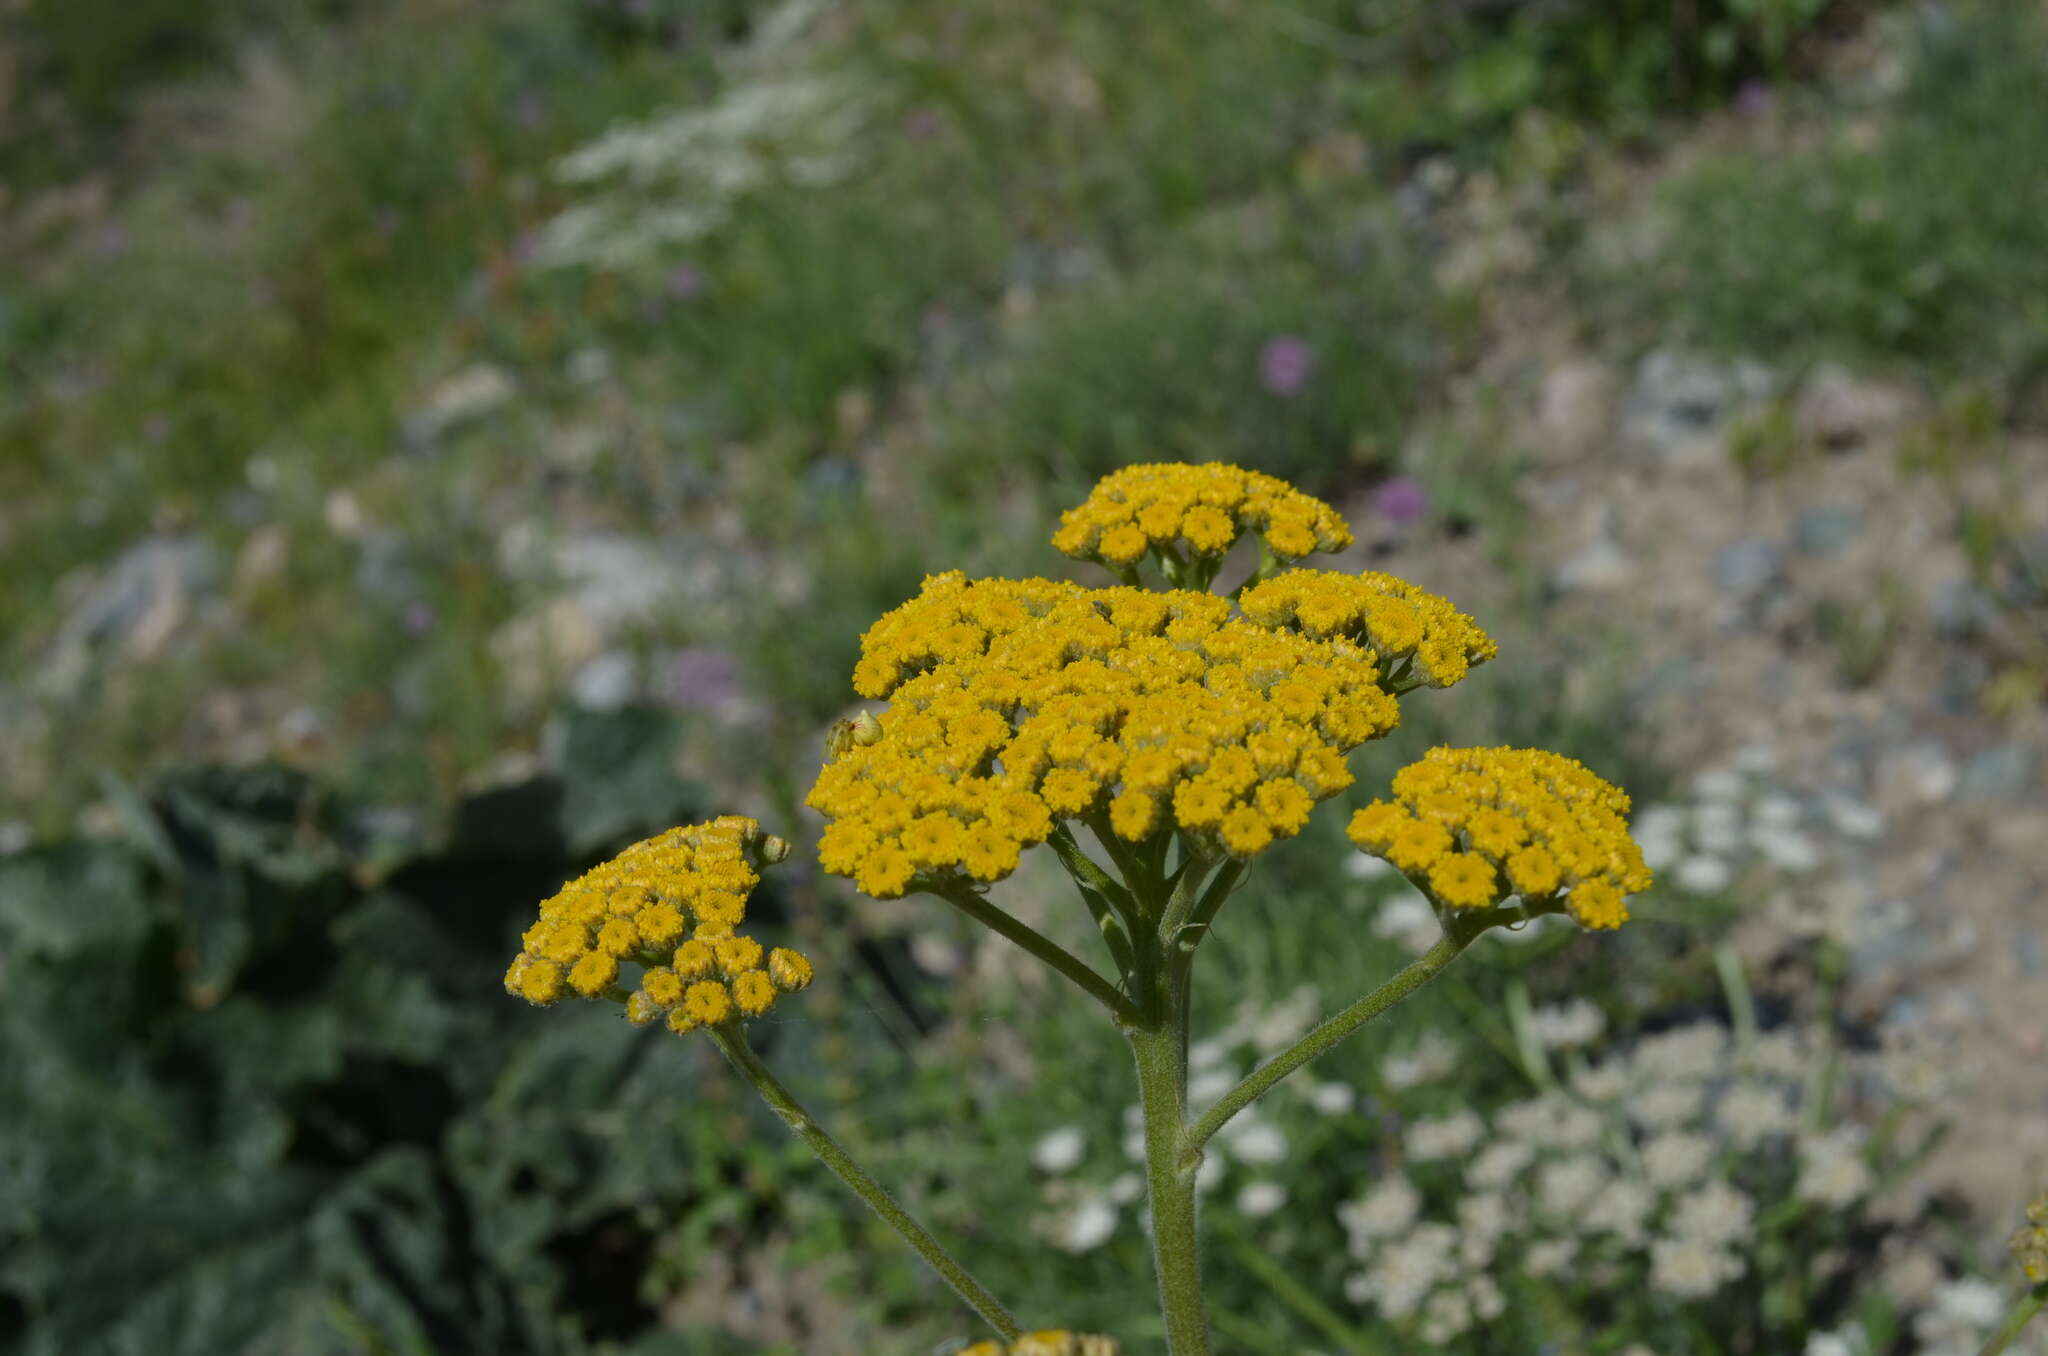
[3,0,2039,1350]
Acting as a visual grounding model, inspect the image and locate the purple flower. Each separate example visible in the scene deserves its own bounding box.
[664,647,741,711]
[1259,336,1315,397]
[403,601,438,635]
[665,264,704,300]
[1734,80,1773,117]
[1373,476,1429,526]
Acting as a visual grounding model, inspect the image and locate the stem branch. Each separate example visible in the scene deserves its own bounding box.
[1185,933,1470,1155]
[929,881,1143,1027]
[707,1026,1020,1341]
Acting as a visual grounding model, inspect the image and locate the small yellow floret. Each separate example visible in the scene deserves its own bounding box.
[567,951,620,997]
[768,947,814,992]
[714,934,764,975]
[1427,852,1499,910]
[683,980,734,1026]
[732,969,778,1016]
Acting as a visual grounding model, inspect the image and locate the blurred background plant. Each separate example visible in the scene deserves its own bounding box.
[4,0,2046,1351]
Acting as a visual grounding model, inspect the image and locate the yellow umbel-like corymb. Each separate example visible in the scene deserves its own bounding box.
[504,816,813,1034]
[957,1332,1120,1356]
[1051,461,1351,568]
[1347,747,1653,928]
[809,572,1403,896]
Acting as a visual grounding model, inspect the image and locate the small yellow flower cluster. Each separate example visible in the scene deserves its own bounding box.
[958,1332,1119,1356]
[2012,1189,2048,1283]
[1238,569,1499,688]
[1050,461,1352,569]
[1347,747,1653,929]
[809,571,1400,895]
[504,816,813,1035]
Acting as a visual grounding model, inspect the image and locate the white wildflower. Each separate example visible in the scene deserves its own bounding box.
[1107,1172,1144,1205]
[1537,1155,1611,1216]
[1929,1277,2006,1326]
[1650,1235,1744,1298]
[1338,1177,1422,1251]
[1797,1128,1873,1207]
[1732,743,1779,773]
[1525,1237,1579,1277]
[1346,851,1395,880]
[1031,1126,1087,1175]
[1308,1081,1356,1116]
[1249,985,1322,1054]
[1641,1131,1716,1189]
[1824,795,1884,840]
[1693,768,1746,802]
[1633,804,1688,869]
[1717,1082,1796,1148]
[1466,1140,1537,1191]
[1752,825,1821,872]
[1676,854,1734,893]
[1531,998,1607,1049]
[1743,1028,1807,1078]
[1352,1222,1458,1320]
[1752,793,1803,829]
[1467,1274,1507,1321]
[1630,1081,1705,1131]
[1220,1116,1288,1165]
[1804,1328,1862,1356]
[1189,1038,1231,1070]
[1572,1060,1630,1102]
[1406,1109,1485,1162]
[1632,1023,1729,1081]
[1669,1180,1755,1247]
[1194,1152,1226,1195]
[1187,1067,1236,1111]
[1039,1190,1119,1253]
[1582,1177,1654,1244]
[1383,1030,1459,1090]
[1236,1181,1287,1218]
[1372,893,1441,952]
[1419,1288,1473,1343]
[1693,799,1744,851]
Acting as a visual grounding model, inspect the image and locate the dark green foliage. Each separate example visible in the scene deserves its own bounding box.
[0,732,715,1356]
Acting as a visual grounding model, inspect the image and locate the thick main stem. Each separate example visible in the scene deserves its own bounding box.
[708,1026,1021,1341]
[1131,1022,1211,1355]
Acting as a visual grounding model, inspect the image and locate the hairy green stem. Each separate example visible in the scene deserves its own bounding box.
[929,882,1143,1028]
[708,1026,1021,1342]
[1185,932,1470,1155]
[1132,1022,1211,1355]
[1980,1282,2048,1356]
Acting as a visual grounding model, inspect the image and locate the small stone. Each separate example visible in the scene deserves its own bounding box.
[1553,536,1631,594]
[1794,505,1863,558]
[38,536,219,696]
[405,362,516,444]
[1881,741,1959,805]
[1957,745,2035,803]
[1535,359,1617,457]
[1926,577,1995,638]
[1795,363,1911,449]
[1621,348,1774,466]
[569,650,639,712]
[1715,539,1784,602]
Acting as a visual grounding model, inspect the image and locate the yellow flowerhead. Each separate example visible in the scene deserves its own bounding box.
[962,1334,1119,1356]
[2013,1188,2048,1284]
[505,815,814,1035]
[1347,747,1653,929]
[1237,569,1498,688]
[1051,462,1351,571]
[808,572,1402,891]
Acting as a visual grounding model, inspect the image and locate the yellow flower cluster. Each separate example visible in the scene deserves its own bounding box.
[1346,747,1653,929]
[809,571,1400,895]
[504,816,813,1035]
[958,1332,1119,1356]
[2012,1189,2048,1283]
[1238,569,1499,688]
[1050,461,1352,568]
